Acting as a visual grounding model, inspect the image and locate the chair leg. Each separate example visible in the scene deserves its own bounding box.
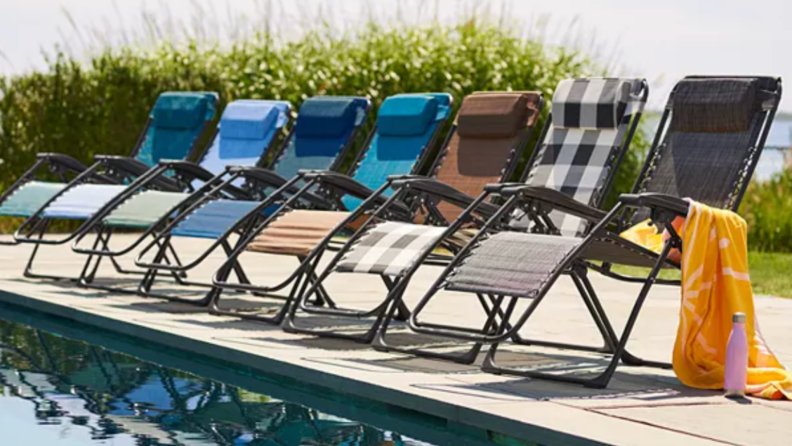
[283,272,403,344]
[372,292,506,365]
[22,219,88,282]
[482,242,676,388]
[511,266,618,354]
[209,254,315,324]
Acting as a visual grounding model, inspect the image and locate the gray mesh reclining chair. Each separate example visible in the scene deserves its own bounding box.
[403,76,781,388]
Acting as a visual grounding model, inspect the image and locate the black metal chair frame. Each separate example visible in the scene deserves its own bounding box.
[207,98,459,322]
[131,101,374,305]
[403,76,781,388]
[12,98,218,282]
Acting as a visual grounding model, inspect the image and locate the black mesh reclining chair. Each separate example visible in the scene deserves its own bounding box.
[401,76,781,388]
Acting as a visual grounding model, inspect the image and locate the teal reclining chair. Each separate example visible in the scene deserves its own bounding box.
[116,96,372,304]
[0,92,217,245]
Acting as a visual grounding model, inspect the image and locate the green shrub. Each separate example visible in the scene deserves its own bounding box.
[0,19,646,232]
[741,169,792,252]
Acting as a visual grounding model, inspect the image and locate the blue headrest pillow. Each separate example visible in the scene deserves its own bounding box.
[377,95,439,136]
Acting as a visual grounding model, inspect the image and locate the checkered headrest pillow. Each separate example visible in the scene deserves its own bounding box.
[517,78,646,236]
[552,78,631,129]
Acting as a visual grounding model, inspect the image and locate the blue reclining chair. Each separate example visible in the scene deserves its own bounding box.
[127,96,372,304]
[61,99,293,292]
[0,92,217,245]
[11,92,218,280]
[191,93,454,321]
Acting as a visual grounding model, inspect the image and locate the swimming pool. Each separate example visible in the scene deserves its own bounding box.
[0,304,517,446]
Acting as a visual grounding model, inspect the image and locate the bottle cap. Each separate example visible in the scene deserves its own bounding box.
[733,312,746,323]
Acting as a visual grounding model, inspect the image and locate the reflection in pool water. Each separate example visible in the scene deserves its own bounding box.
[0,318,431,446]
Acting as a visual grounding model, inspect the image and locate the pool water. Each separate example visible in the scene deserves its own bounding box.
[0,316,436,446]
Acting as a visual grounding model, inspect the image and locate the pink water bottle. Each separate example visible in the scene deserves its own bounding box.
[724,312,748,398]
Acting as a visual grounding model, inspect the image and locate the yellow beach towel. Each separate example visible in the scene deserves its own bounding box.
[621,202,792,399]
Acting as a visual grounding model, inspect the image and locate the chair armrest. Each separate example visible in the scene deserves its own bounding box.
[229,166,289,188]
[93,155,153,177]
[483,182,526,194]
[391,177,500,218]
[619,193,690,216]
[231,167,331,208]
[510,186,608,222]
[301,170,377,200]
[36,153,89,173]
[158,160,216,182]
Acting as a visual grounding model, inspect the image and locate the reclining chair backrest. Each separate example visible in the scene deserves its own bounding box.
[133,92,218,167]
[197,100,291,176]
[270,96,370,182]
[341,93,452,210]
[431,92,540,221]
[629,76,781,224]
[520,78,647,235]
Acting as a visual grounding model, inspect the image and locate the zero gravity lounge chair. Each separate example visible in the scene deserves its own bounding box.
[211,91,539,328]
[130,96,371,303]
[200,93,455,322]
[11,92,218,280]
[404,76,781,388]
[61,99,293,293]
[0,92,217,246]
[282,78,646,347]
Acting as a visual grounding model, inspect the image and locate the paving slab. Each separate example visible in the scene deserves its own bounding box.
[0,235,790,445]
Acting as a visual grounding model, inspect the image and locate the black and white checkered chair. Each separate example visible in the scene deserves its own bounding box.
[282,78,647,350]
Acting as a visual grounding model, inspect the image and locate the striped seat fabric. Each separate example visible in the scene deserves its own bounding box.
[247,93,451,254]
[520,78,646,235]
[171,96,369,239]
[102,100,290,228]
[334,91,541,277]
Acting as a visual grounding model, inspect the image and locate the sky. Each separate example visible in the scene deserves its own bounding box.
[1,0,792,114]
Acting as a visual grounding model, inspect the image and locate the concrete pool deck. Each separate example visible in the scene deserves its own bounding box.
[0,235,790,446]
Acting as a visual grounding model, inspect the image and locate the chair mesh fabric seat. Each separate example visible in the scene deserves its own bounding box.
[42,184,129,219]
[336,222,448,276]
[170,199,263,239]
[520,78,645,236]
[102,191,191,228]
[247,210,351,256]
[444,232,581,297]
[0,182,65,217]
